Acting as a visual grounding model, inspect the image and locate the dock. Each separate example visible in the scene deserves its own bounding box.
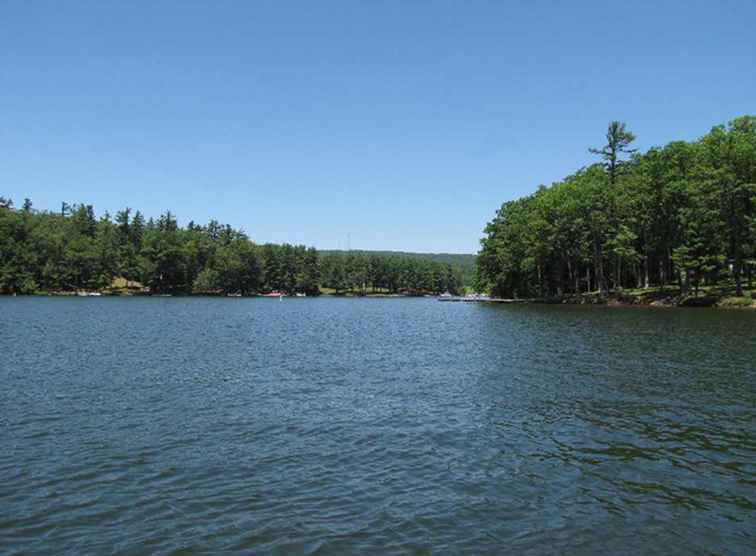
[438,296,526,303]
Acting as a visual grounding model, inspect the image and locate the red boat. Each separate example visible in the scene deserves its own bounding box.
[261,291,285,298]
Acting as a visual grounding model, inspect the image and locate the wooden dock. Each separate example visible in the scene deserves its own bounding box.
[438,296,527,303]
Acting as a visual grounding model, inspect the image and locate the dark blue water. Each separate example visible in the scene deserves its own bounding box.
[1,297,755,554]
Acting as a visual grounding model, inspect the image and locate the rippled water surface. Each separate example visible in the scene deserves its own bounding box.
[1,297,755,554]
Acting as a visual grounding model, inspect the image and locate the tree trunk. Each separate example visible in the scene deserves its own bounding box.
[594,241,607,296]
[734,254,743,297]
[575,262,581,293]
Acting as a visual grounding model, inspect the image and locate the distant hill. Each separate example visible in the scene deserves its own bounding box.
[320,250,476,267]
[321,250,477,286]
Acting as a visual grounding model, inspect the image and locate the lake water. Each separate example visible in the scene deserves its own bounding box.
[1,297,755,555]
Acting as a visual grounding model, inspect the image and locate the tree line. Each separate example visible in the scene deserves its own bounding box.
[320,252,462,295]
[476,116,755,298]
[321,249,475,287]
[0,200,463,296]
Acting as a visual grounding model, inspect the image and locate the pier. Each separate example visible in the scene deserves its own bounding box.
[438,296,526,303]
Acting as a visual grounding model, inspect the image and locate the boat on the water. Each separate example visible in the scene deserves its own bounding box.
[76,291,102,297]
[262,291,286,298]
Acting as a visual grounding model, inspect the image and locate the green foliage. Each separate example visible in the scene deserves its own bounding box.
[0,201,464,296]
[321,249,475,286]
[319,252,462,295]
[589,120,637,185]
[477,116,756,298]
[193,267,221,293]
[719,295,754,307]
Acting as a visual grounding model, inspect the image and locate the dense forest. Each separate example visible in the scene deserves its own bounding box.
[321,250,475,267]
[476,116,756,299]
[321,250,474,288]
[319,252,462,295]
[0,201,464,296]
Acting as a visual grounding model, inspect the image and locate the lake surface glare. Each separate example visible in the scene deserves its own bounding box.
[1,297,755,555]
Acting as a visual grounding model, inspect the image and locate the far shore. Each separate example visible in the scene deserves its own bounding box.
[3,287,755,309]
[3,290,437,299]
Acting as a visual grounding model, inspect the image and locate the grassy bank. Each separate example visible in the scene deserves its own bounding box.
[522,285,756,309]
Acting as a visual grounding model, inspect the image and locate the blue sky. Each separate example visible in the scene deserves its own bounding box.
[2,1,754,253]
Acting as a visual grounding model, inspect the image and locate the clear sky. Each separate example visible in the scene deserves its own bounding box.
[2,1,754,253]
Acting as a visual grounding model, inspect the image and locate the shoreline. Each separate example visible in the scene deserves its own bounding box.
[486,290,756,310]
[1,290,438,299]
[3,288,755,309]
